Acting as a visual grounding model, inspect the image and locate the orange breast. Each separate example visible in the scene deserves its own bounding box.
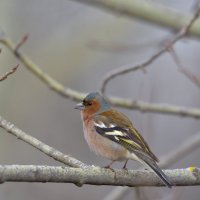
[82,116,128,161]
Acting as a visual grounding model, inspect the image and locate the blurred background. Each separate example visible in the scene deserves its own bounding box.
[0,0,200,199]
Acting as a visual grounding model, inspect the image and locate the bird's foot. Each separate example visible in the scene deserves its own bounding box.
[103,165,115,172]
[122,166,128,171]
[122,159,129,171]
[103,161,115,172]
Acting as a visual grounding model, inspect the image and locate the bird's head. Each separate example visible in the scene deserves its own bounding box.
[74,92,111,116]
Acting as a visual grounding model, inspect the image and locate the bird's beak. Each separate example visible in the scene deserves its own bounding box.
[74,102,86,110]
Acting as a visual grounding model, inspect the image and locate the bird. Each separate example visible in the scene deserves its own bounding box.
[75,92,172,188]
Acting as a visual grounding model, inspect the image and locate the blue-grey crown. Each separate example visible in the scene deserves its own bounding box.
[84,92,111,111]
[84,92,100,101]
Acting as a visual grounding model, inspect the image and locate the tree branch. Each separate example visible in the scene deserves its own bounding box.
[0,33,200,118]
[0,48,19,81]
[100,3,200,94]
[70,0,200,38]
[0,115,87,168]
[168,47,200,88]
[0,165,199,187]
[0,64,19,81]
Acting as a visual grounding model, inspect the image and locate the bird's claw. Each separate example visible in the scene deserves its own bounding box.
[103,165,115,172]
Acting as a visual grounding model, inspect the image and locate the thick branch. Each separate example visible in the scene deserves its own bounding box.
[0,115,87,168]
[0,165,199,187]
[71,0,200,38]
[0,34,200,118]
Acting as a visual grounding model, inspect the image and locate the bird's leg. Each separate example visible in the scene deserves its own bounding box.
[104,160,115,172]
[122,159,129,170]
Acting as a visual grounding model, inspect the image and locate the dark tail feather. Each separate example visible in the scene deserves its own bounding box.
[133,151,173,188]
[144,160,173,188]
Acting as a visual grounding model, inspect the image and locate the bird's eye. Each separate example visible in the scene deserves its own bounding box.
[83,99,92,106]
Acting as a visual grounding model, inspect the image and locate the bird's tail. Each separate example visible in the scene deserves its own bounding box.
[133,151,173,188]
[144,159,173,188]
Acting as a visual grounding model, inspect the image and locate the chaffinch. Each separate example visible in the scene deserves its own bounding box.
[75,92,172,188]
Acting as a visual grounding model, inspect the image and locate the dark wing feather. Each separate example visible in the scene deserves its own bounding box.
[93,109,159,162]
[94,125,143,150]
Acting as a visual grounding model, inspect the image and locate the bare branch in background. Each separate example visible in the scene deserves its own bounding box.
[0,115,87,168]
[15,33,29,52]
[0,48,19,81]
[0,64,19,81]
[71,0,200,38]
[100,4,200,94]
[168,46,200,88]
[0,33,200,118]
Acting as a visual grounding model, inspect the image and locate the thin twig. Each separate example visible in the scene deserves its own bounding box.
[0,48,19,81]
[0,165,199,187]
[0,64,19,81]
[168,47,200,88]
[0,115,88,168]
[0,34,200,118]
[15,33,29,52]
[100,4,200,94]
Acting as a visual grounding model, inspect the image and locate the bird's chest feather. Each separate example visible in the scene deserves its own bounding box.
[82,115,128,161]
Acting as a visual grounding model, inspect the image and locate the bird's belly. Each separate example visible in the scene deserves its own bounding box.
[83,123,128,161]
